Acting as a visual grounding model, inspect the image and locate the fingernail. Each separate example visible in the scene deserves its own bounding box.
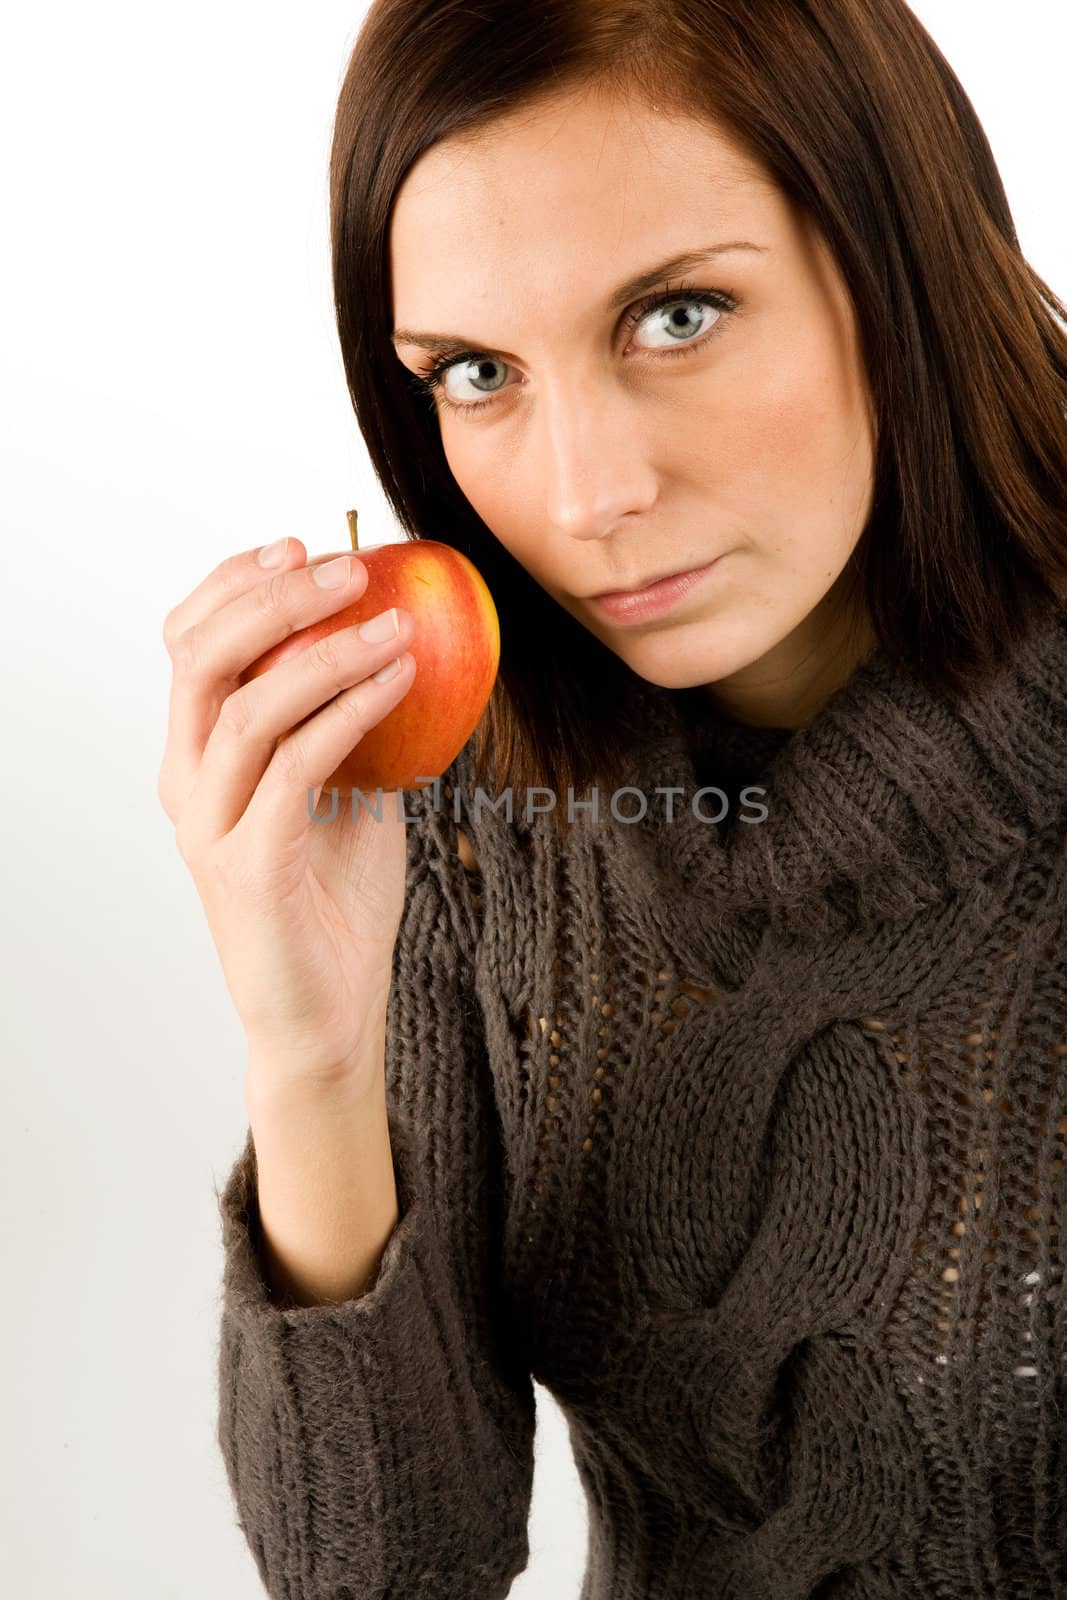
[357,607,400,643]
[313,555,353,588]
[258,537,289,567]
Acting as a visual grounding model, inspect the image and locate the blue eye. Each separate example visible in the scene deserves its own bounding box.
[433,355,511,403]
[628,295,724,348]
[409,281,736,415]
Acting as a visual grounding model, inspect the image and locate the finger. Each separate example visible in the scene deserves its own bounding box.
[237,650,417,856]
[246,649,415,844]
[182,607,415,850]
[162,548,369,815]
[162,537,307,654]
[160,539,309,816]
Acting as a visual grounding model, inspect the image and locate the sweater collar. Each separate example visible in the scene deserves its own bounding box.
[610,605,1067,938]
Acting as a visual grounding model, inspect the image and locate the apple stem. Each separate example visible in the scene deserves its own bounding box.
[346,508,359,551]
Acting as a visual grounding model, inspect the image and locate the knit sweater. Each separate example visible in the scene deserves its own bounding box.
[215,603,1067,1600]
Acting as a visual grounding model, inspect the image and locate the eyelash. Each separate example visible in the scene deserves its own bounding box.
[409,278,737,415]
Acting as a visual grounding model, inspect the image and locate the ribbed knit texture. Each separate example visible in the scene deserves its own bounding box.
[216,603,1067,1599]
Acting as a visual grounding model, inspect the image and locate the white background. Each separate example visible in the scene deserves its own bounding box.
[1,3,1063,1595]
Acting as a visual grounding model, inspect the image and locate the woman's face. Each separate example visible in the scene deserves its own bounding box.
[390,83,878,728]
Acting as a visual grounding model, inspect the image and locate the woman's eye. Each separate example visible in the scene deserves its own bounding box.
[629,298,723,349]
[438,355,513,405]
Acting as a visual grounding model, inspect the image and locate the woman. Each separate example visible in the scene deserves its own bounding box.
[159,1,1067,1595]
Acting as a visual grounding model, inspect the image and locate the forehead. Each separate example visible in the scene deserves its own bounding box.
[389,87,778,309]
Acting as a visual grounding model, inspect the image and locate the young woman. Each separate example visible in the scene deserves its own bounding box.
[158,2,1067,1595]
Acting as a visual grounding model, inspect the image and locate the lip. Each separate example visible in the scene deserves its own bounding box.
[586,558,725,625]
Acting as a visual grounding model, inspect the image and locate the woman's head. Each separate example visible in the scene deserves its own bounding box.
[390,84,879,732]
[331,0,1067,813]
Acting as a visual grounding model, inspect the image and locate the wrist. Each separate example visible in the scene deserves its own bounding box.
[244,1029,387,1115]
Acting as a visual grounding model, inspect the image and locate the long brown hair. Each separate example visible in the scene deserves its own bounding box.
[329,0,1067,830]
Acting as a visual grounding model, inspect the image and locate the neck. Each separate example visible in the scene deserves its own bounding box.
[698,577,878,731]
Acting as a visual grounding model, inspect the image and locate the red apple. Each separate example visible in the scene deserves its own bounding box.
[240,529,500,795]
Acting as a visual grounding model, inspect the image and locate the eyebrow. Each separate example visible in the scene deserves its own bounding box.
[390,241,766,354]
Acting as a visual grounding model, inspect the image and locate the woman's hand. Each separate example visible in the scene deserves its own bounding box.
[157,536,418,1091]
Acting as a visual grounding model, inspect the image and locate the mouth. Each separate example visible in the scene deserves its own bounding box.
[584,557,726,626]
[588,561,718,599]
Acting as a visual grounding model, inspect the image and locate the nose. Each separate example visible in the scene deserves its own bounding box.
[537,373,659,539]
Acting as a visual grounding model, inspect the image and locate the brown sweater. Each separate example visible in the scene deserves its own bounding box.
[215,604,1067,1599]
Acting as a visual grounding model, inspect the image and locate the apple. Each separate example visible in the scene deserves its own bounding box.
[240,511,500,795]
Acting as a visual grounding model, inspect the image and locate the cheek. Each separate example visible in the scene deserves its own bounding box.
[440,425,541,561]
[775,333,872,492]
[712,317,870,495]
[441,427,510,519]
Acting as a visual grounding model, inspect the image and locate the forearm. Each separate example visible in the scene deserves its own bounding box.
[244,1021,399,1308]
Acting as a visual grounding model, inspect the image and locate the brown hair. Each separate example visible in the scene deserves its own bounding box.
[329,0,1067,832]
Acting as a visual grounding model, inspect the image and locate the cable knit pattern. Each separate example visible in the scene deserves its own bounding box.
[216,604,1067,1599]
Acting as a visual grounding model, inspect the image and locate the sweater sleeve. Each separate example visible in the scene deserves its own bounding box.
[212,770,536,1599]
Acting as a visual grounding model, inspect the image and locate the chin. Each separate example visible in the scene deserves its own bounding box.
[629,659,712,692]
[608,627,750,694]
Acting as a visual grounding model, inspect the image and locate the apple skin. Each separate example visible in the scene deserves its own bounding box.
[240,540,500,795]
